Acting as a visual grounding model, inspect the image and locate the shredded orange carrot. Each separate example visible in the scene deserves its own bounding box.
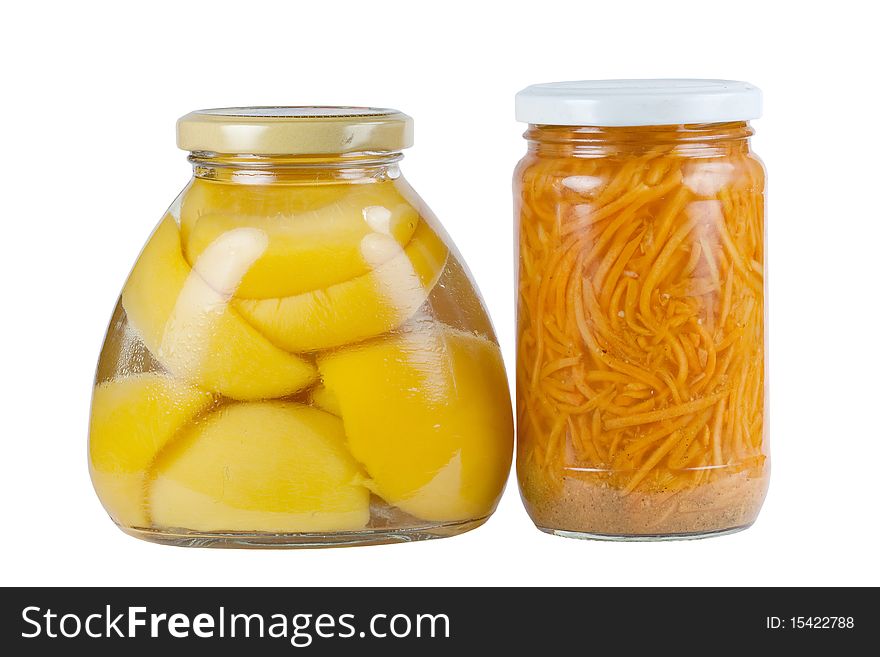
[516,123,766,498]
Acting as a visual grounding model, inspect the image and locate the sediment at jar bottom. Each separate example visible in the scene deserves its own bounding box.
[519,466,769,537]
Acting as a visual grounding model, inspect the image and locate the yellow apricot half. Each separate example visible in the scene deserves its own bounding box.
[309,385,342,416]
[149,402,370,533]
[178,178,350,246]
[121,215,316,400]
[182,180,420,299]
[89,373,213,527]
[318,326,514,522]
[235,220,448,353]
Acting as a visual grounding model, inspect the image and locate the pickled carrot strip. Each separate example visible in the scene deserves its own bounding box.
[645,186,691,261]
[623,279,652,336]
[624,415,695,458]
[592,223,642,293]
[539,356,582,379]
[541,384,583,407]
[574,282,665,390]
[665,333,689,390]
[608,431,624,460]
[582,282,644,362]
[699,235,721,287]
[622,430,684,494]
[616,397,656,415]
[542,315,577,350]
[585,371,645,385]
[608,278,628,332]
[639,215,697,327]
[679,333,701,373]
[590,409,607,462]
[604,389,728,430]
[584,172,683,269]
[692,323,717,394]
[599,229,646,308]
[544,414,568,464]
[623,409,713,494]
[595,158,648,207]
[656,369,685,405]
[573,415,602,463]
[680,241,703,279]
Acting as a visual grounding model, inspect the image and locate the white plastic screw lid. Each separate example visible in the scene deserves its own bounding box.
[515,79,762,127]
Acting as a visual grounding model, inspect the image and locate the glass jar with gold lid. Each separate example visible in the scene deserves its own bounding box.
[514,81,768,540]
[89,107,513,547]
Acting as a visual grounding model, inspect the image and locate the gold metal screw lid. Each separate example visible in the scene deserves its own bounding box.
[176,106,414,155]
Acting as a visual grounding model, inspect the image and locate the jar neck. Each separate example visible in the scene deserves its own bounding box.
[524,121,754,157]
[189,151,404,184]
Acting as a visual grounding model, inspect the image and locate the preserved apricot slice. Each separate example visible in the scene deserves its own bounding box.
[236,220,448,353]
[318,325,513,522]
[182,180,420,299]
[309,385,342,416]
[149,402,370,533]
[178,178,350,245]
[89,373,213,527]
[121,215,316,400]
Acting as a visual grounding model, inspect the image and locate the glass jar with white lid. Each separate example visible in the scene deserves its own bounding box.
[514,81,769,540]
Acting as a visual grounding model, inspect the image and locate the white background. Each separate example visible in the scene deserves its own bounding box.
[2,0,878,587]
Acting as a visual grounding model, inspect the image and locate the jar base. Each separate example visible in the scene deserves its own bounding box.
[538,522,753,542]
[118,517,489,549]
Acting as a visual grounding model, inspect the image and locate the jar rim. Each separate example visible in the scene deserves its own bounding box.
[177,106,413,156]
[515,79,762,127]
